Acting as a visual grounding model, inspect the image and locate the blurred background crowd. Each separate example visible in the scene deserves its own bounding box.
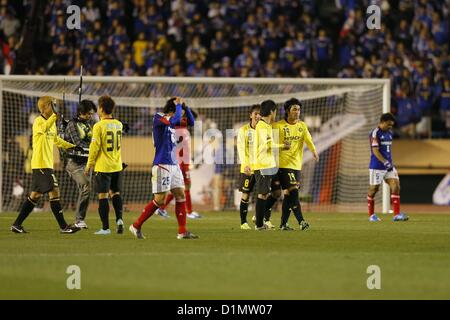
[0,0,449,138]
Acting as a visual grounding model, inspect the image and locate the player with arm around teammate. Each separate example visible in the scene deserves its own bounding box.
[367,113,408,222]
[271,98,319,230]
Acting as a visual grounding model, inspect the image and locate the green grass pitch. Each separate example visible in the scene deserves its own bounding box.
[1,211,449,299]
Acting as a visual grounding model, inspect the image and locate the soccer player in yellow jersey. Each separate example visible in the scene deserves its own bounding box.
[251,100,290,230]
[237,104,260,230]
[85,96,124,235]
[272,98,319,230]
[11,96,82,234]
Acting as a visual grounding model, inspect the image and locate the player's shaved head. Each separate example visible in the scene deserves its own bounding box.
[98,96,116,115]
[37,96,54,113]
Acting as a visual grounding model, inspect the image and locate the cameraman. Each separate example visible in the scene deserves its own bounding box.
[65,100,97,229]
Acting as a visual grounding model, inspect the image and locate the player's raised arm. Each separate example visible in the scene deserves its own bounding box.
[169,102,183,126]
[154,97,183,127]
[33,96,58,134]
[184,104,195,126]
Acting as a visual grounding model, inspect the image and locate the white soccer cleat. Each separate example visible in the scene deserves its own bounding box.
[75,220,88,229]
[240,222,251,230]
[264,220,275,229]
[129,224,146,239]
[177,231,199,239]
[187,211,202,219]
[252,215,256,223]
[190,211,202,218]
[94,229,111,235]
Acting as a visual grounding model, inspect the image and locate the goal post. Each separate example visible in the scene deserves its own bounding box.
[0,76,390,214]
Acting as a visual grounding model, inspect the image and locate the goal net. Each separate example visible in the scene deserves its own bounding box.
[0,76,389,214]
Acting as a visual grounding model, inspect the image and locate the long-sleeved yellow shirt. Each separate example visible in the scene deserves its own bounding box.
[31,114,75,169]
[87,119,123,173]
[272,119,316,170]
[237,123,256,173]
[251,119,283,171]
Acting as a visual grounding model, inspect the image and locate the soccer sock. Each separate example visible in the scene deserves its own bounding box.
[391,193,400,215]
[185,190,193,214]
[264,195,277,221]
[111,194,123,222]
[134,199,158,229]
[160,193,174,210]
[240,199,249,224]
[50,199,68,229]
[289,189,304,223]
[255,198,267,228]
[175,199,187,234]
[367,195,375,216]
[98,198,110,230]
[281,196,291,226]
[14,197,36,226]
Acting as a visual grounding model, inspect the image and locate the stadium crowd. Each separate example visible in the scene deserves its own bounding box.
[0,0,449,137]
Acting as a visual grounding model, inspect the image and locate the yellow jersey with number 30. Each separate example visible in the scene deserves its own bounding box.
[87,119,123,172]
[272,119,316,170]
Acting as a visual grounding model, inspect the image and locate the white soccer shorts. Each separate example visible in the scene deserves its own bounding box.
[152,164,185,193]
[369,168,399,186]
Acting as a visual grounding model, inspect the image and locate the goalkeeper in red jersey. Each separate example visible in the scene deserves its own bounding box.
[155,103,201,219]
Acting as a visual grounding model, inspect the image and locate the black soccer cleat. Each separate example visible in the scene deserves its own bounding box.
[280,224,295,231]
[299,220,310,231]
[60,224,81,234]
[11,225,28,234]
[116,219,124,234]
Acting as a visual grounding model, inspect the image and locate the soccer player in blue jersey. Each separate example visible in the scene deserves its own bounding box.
[129,97,198,239]
[367,113,408,222]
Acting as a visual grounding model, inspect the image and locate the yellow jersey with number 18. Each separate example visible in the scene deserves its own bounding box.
[87,119,123,173]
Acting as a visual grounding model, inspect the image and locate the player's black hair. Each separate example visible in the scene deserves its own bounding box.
[260,100,277,117]
[77,99,96,115]
[163,97,177,114]
[283,98,302,119]
[380,113,395,123]
[250,104,260,114]
[98,96,116,115]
